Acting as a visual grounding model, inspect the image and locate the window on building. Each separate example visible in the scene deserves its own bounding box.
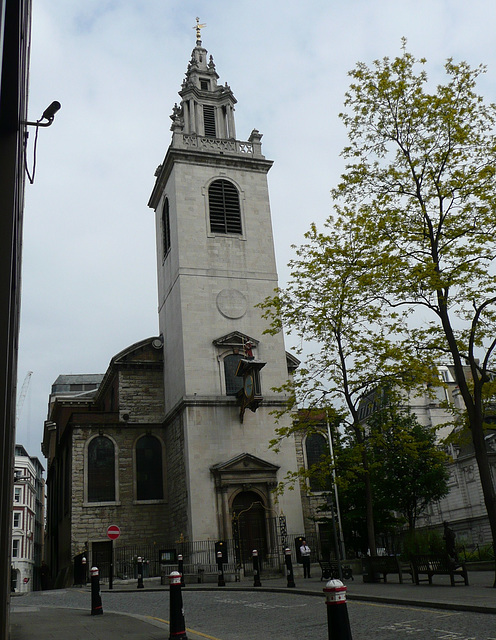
[13,512,20,528]
[224,354,244,396]
[12,539,19,558]
[200,79,209,90]
[136,435,164,500]
[87,436,115,502]
[162,197,171,258]
[209,180,242,235]
[305,433,330,492]
[14,487,21,503]
[203,104,216,137]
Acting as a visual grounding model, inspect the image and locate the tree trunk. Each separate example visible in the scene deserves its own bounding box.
[468,412,496,588]
[437,301,496,586]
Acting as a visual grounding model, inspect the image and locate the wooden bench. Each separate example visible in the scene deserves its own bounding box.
[362,556,414,583]
[411,554,469,586]
[161,562,240,584]
[197,563,241,583]
[160,563,198,585]
[319,560,354,581]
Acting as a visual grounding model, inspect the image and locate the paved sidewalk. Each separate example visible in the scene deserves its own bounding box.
[9,570,496,639]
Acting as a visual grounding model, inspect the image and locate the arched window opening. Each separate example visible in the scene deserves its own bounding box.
[209,179,242,234]
[162,197,171,258]
[88,436,115,502]
[305,433,330,492]
[224,353,243,396]
[136,435,164,500]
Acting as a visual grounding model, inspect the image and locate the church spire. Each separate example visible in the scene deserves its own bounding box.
[169,19,237,140]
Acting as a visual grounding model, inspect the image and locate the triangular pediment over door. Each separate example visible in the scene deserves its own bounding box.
[211,453,279,486]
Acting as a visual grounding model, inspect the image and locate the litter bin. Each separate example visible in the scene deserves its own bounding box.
[361,557,379,583]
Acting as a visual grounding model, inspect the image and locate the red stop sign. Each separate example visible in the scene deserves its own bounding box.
[107,525,120,540]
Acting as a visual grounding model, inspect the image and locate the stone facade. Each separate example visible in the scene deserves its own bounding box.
[43,338,168,585]
[416,434,496,548]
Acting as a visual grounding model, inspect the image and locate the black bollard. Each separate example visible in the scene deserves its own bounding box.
[90,567,103,616]
[178,554,185,588]
[217,551,226,587]
[169,571,188,639]
[137,556,144,589]
[323,579,353,640]
[252,549,262,587]
[285,548,296,588]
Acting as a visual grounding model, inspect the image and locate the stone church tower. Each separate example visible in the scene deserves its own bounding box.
[148,24,304,552]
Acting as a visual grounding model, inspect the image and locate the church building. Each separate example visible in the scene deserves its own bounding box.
[42,24,305,585]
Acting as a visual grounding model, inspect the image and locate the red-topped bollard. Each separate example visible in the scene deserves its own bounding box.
[90,567,103,616]
[323,579,353,639]
[169,571,187,639]
[252,549,262,587]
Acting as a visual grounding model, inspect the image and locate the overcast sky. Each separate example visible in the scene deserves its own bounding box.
[17,0,496,459]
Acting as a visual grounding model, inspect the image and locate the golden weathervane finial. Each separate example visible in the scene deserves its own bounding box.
[194,17,206,42]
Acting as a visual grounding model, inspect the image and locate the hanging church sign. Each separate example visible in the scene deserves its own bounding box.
[236,356,266,423]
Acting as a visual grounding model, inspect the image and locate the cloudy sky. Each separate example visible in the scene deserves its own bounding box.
[17,0,496,458]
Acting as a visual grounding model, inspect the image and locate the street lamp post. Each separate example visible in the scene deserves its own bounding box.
[325,405,346,564]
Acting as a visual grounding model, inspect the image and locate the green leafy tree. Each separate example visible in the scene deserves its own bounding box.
[334,44,496,582]
[309,400,449,555]
[260,222,433,556]
[367,402,450,531]
[327,435,401,556]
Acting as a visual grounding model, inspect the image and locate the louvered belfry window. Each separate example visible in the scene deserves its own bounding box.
[203,104,216,137]
[209,179,242,234]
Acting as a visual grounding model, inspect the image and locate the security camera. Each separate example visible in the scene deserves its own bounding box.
[42,101,61,121]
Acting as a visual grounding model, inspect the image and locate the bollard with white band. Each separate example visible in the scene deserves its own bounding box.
[323,579,353,639]
[169,570,187,639]
[285,548,296,588]
[252,549,262,587]
[90,566,103,616]
[217,551,226,587]
[178,553,185,587]
[137,556,145,589]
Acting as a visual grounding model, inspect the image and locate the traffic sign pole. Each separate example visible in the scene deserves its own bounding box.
[109,540,113,590]
[106,526,120,591]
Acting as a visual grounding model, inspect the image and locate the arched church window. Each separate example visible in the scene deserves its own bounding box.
[162,197,171,258]
[305,433,329,492]
[136,435,164,501]
[224,353,244,396]
[209,180,242,234]
[87,436,115,502]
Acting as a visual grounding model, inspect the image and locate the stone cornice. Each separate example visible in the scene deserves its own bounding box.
[148,142,273,210]
[163,395,288,426]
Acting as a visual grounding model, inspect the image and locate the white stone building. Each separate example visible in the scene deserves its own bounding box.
[12,445,44,592]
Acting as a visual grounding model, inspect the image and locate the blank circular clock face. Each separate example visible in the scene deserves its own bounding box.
[244,374,254,398]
